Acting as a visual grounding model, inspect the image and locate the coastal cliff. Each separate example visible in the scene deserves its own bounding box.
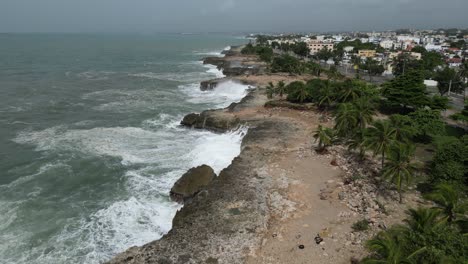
[108,47,277,264]
[108,46,422,264]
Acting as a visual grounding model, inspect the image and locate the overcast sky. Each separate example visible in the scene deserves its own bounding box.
[1,0,467,33]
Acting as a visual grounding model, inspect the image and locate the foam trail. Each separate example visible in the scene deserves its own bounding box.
[180,80,250,108]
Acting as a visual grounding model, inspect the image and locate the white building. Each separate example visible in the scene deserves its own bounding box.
[425,44,443,52]
[397,35,421,44]
[380,40,394,49]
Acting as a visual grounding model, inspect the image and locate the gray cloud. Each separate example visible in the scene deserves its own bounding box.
[0,0,467,33]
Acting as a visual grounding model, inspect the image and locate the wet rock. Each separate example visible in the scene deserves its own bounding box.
[180,111,241,132]
[181,113,200,127]
[200,79,222,91]
[170,165,216,203]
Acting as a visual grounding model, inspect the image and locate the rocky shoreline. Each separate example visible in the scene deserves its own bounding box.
[107,46,422,264]
[108,45,275,264]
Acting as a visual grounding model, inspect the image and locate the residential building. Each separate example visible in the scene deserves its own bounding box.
[306,40,334,55]
[358,49,376,58]
[425,43,443,51]
[380,40,394,49]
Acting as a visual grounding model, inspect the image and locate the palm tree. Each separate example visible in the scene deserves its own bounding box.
[275,80,287,98]
[362,229,419,264]
[426,183,468,223]
[404,208,445,234]
[317,80,335,110]
[337,79,360,103]
[389,115,416,143]
[382,143,418,203]
[313,125,335,153]
[294,86,310,103]
[346,129,366,161]
[334,103,358,138]
[363,120,396,170]
[307,62,322,77]
[353,97,376,130]
[327,66,343,81]
[266,82,275,99]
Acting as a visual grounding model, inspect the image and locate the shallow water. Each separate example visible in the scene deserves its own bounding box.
[0,33,247,264]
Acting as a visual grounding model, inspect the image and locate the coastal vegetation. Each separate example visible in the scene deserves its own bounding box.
[258,40,467,262]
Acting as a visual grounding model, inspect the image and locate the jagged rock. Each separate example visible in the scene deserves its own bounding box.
[203,57,226,68]
[181,113,200,127]
[200,79,222,91]
[170,165,216,203]
[180,111,241,132]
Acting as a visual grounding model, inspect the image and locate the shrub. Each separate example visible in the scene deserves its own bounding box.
[352,219,369,232]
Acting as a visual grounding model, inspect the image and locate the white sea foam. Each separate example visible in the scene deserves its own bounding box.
[193,46,229,57]
[77,71,117,81]
[129,72,211,83]
[203,64,225,78]
[11,123,247,263]
[179,80,250,108]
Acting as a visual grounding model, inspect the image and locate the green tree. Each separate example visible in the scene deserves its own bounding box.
[313,125,335,152]
[334,103,358,138]
[363,120,397,170]
[315,46,333,61]
[347,129,367,161]
[306,62,322,77]
[362,228,423,264]
[429,95,449,111]
[408,109,446,142]
[429,136,467,185]
[291,42,310,57]
[286,81,310,103]
[327,66,344,81]
[364,207,468,264]
[389,114,417,143]
[392,53,423,76]
[426,183,468,223]
[383,143,418,203]
[404,208,445,235]
[275,80,287,98]
[381,70,430,112]
[316,80,336,110]
[266,82,275,99]
[434,67,465,96]
[271,55,305,75]
[411,46,427,54]
[362,58,385,81]
[353,97,376,130]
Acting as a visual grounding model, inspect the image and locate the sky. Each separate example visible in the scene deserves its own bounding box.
[0,0,467,33]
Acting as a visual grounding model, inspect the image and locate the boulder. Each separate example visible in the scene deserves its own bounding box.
[180,113,200,127]
[170,165,216,203]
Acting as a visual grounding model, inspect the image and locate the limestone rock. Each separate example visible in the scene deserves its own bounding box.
[170,165,216,203]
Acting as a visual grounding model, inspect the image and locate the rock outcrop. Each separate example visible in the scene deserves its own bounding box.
[107,121,294,264]
[180,110,241,133]
[170,165,216,203]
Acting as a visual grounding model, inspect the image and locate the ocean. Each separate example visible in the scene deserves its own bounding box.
[0,33,248,264]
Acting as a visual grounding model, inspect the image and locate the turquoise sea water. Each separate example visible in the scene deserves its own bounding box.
[0,33,248,264]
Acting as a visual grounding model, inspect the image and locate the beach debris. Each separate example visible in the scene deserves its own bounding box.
[314,234,323,244]
[298,245,305,249]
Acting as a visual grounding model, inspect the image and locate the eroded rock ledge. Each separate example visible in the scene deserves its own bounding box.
[107,120,296,264]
